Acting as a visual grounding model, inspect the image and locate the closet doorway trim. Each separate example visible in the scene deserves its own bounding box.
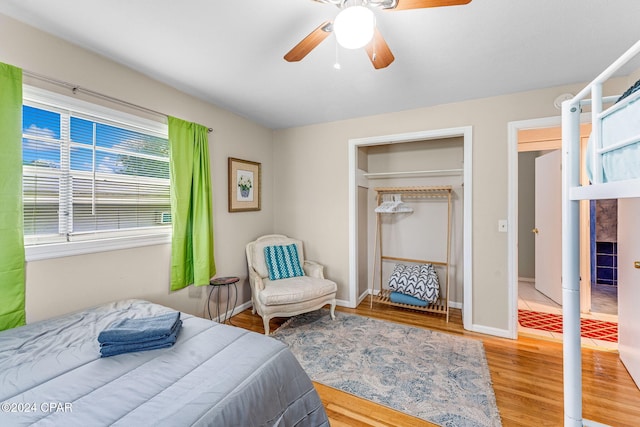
[347,126,473,331]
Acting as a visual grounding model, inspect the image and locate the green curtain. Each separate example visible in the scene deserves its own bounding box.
[168,116,216,290]
[0,62,25,331]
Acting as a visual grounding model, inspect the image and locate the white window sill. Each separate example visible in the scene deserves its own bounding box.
[25,233,171,262]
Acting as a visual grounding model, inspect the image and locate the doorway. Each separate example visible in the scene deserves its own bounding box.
[348,127,474,331]
[511,120,618,348]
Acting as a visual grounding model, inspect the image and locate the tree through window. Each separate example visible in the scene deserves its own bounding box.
[22,88,170,246]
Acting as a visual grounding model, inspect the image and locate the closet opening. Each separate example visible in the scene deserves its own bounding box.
[348,127,473,331]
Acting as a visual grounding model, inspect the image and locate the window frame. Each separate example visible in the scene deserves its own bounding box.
[22,86,171,262]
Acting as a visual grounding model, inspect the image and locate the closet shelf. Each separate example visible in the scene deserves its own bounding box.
[364,169,463,179]
[375,289,449,314]
[374,186,452,199]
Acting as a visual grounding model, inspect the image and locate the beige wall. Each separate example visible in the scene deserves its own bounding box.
[1,14,274,322]
[273,79,630,331]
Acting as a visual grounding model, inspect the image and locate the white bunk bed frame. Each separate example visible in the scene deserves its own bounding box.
[562,39,640,427]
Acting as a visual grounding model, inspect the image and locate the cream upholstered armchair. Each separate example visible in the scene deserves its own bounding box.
[246,234,337,335]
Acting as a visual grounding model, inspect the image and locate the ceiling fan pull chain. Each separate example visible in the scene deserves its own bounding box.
[334,39,342,70]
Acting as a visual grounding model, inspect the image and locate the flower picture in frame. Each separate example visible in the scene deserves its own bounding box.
[228,157,261,212]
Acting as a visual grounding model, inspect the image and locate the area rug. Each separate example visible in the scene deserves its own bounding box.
[518,309,618,342]
[271,310,501,427]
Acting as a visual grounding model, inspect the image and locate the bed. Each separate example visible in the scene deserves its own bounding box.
[585,79,640,183]
[0,299,329,427]
[561,39,640,427]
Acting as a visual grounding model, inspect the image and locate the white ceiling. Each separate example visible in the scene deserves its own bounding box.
[1,0,640,129]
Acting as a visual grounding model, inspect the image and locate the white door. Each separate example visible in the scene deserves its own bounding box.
[618,198,640,387]
[534,150,562,305]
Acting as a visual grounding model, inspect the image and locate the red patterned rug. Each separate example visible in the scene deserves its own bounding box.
[518,309,618,342]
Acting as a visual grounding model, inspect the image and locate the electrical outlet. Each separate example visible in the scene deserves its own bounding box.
[498,220,508,232]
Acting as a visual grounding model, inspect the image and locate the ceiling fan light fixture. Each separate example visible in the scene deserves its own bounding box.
[333,5,375,49]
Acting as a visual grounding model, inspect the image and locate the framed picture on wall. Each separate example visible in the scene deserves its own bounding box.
[228,157,261,212]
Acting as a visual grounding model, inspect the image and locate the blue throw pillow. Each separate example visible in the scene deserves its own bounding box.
[390,291,428,307]
[264,244,305,280]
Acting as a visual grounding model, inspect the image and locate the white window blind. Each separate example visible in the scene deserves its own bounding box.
[22,87,170,250]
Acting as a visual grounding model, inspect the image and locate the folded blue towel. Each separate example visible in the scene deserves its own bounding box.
[100,322,181,358]
[390,291,428,307]
[98,312,181,345]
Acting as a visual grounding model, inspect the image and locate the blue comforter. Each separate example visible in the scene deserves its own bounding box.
[0,299,328,427]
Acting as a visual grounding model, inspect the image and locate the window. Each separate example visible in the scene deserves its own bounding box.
[22,87,170,260]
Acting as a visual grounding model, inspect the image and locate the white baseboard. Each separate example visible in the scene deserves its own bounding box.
[448,301,463,310]
[242,293,510,340]
[469,323,514,339]
[357,289,371,306]
[341,291,513,338]
[213,300,252,323]
[336,298,353,308]
[583,419,612,427]
[519,277,535,283]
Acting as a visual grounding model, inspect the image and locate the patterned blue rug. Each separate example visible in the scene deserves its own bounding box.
[272,310,502,427]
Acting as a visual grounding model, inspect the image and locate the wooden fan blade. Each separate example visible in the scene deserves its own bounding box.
[284,21,333,62]
[393,0,471,11]
[365,28,395,69]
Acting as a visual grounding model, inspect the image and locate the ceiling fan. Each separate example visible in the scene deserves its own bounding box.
[284,0,472,69]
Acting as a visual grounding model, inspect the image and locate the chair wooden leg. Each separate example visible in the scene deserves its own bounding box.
[329,300,336,320]
[263,316,270,335]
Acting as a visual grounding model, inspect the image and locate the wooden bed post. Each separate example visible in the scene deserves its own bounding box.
[446,190,452,323]
[370,191,381,308]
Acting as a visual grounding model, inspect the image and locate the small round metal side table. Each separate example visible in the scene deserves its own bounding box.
[207,276,239,325]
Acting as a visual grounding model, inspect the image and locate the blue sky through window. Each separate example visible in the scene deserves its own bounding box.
[22,105,61,168]
[23,106,169,178]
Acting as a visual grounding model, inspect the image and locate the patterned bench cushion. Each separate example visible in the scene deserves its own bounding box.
[387,263,439,304]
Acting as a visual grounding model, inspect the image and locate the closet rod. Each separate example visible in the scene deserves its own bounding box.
[23,70,213,133]
[363,168,463,178]
[381,255,448,267]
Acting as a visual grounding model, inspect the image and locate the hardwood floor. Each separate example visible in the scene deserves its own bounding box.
[231,301,640,427]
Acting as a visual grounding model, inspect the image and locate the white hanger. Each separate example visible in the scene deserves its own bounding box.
[374,194,413,213]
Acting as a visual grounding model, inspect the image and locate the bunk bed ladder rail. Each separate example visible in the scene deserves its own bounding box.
[561,99,583,427]
[561,38,640,427]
